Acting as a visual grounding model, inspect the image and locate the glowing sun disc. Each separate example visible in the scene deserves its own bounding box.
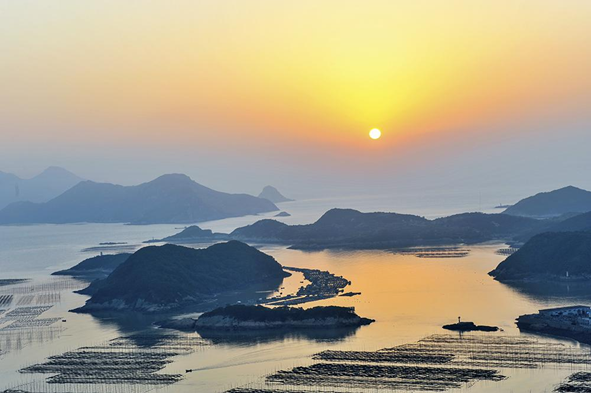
[369,128,381,140]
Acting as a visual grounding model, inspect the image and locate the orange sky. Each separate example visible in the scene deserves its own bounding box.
[1,1,590,193]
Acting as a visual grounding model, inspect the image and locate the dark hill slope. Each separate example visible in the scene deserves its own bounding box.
[78,241,289,312]
[546,211,591,233]
[489,231,591,281]
[504,186,591,218]
[512,211,591,244]
[0,174,277,224]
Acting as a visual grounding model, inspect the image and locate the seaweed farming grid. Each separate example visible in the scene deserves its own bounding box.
[0,277,89,362]
[0,326,64,353]
[226,334,591,393]
[0,278,87,296]
[10,332,211,392]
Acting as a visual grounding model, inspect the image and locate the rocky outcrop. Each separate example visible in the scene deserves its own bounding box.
[258,186,293,203]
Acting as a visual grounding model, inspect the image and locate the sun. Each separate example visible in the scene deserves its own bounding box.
[369,128,381,140]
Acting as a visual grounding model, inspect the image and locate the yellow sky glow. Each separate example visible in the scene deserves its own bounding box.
[1,0,590,153]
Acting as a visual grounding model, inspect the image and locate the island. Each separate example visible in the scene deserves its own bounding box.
[144,225,229,244]
[75,241,291,313]
[230,208,544,250]
[159,305,374,331]
[274,211,291,217]
[0,174,278,225]
[53,253,131,279]
[503,186,591,218]
[489,231,591,282]
[258,185,293,203]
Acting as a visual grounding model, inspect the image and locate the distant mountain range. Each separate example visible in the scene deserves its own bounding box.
[0,167,83,209]
[489,231,591,281]
[258,185,293,203]
[148,206,591,249]
[230,208,543,250]
[504,186,591,218]
[0,173,278,225]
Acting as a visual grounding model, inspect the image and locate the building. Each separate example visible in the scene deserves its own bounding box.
[539,305,591,318]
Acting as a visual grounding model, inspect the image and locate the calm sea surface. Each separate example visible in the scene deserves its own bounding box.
[0,195,589,392]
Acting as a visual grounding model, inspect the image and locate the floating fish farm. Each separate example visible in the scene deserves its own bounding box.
[392,247,470,258]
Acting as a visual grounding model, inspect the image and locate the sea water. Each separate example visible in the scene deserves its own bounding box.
[0,195,587,392]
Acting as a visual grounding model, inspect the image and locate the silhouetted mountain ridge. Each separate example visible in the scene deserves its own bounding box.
[0,174,278,224]
[504,186,591,218]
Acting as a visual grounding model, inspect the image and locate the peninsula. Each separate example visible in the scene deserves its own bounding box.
[517,306,591,345]
[53,253,131,279]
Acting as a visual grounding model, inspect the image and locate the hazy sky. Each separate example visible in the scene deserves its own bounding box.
[1,1,590,200]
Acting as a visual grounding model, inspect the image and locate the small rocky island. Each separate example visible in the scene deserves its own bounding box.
[160,305,374,331]
[75,241,290,313]
[443,320,499,332]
